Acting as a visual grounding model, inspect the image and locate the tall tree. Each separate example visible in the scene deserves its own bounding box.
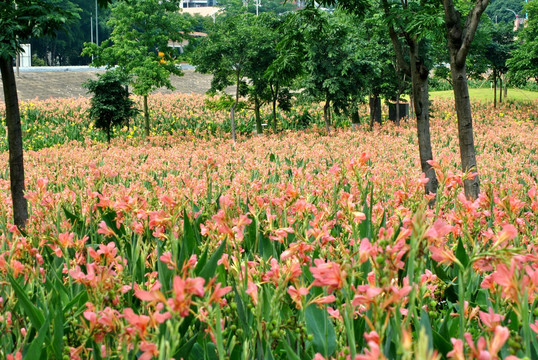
[507,0,538,85]
[319,0,440,198]
[443,0,489,199]
[0,0,86,228]
[485,22,514,106]
[192,12,275,139]
[83,0,188,138]
[282,8,375,134]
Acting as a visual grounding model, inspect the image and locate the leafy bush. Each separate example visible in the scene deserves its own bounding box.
[83,70,138,142]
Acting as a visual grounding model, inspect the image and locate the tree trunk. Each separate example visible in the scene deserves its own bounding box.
[450,63,480,199]
[144,95,150,138]
[272,99,277,132]
[368,94,381,130]
[503,75,507,99]
[230,103,237,143]
[323,99,330,135]
[351,110,360,131]
[254,96,263,135]
[409,44,439,198]
[499,75,503,103]
[409,94,414,120]
[443,0,486,199]
[493,69,497,108]
[230,71,240,143]
[396,65,401,126]
[0,56,29,228]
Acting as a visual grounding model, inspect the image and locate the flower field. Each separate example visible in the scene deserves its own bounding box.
[0,95,537,359]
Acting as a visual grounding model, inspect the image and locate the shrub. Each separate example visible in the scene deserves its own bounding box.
[83,70,138,143]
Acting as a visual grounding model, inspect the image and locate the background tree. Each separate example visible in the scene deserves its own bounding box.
[83,0,189,138]
[0,0,88,228]
[443,0,490,199]
[485,22,515,106]
[284,8,375,135]
[29,0,112,65]
[83,70,138,143]
[507,0,538,85]
[192,12,274,139]
[485,0,524,24]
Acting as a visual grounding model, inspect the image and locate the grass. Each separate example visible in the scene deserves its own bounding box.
[430,87,538,102]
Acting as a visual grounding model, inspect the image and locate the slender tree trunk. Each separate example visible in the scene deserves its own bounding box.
[450,63,480,199]
[396,65,401,126]
[409,94,414,120]
[0,56,29,228]
[272,99,277,132]
[501,75,508,100]
[493,69,497,108]
[409,44,439,197]
[443,0,486,199]
[323,99,330,135]
[351,110,360,131]
[254,96,263,135]
[144,95,150,138]
[230,103,237,143]
[369,94,381,130]
[270,82,278,132]
[230,72,240,143]
[499,75,503,103]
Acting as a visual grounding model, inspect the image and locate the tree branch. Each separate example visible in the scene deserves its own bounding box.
[381,0,411,76]
[458,0,489,65]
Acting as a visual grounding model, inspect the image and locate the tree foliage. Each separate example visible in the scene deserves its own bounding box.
[83,0,190,137]
[84,70,138,143]
[507,0,538,84]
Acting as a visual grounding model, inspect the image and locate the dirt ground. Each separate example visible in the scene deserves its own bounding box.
[0,69,228,103]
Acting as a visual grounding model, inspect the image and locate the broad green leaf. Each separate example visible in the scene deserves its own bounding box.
[305,304,336,357]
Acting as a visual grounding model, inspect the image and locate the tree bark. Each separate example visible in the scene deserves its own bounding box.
[493,69,497,108]
[409,43,439,197]
[143,95,150,138]
[254,96,263,135]
[503,75,507,99]
[450,63,480,199]
[381,0,438,199]
[351,110,360,131]
[368,94,381,130]
[323,99,331,135]
[230,71,240,143]
[443,0,487,199]
[0,56,29,228]
[499,75,503,103]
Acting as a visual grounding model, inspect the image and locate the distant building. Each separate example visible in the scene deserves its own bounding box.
[179,0,217,8]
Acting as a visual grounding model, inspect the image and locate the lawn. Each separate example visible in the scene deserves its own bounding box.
[431,87,538,102]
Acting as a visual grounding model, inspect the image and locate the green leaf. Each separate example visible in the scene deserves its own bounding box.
[305,304,336,357]
[24,314,50,360]
[198,240,226,281]
[419,309,433,352]
[179,209,198,266]
[8,274,45,329]
[455,238,469,269]
[52,290,64,360]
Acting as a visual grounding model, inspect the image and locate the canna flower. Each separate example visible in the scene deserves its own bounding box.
[208,282,232,306]
[287,285,309,309]
[428,245,458,266]
[310,258,346,292]
[139,341,159,360]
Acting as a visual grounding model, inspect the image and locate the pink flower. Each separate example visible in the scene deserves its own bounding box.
[97,221,115,237]
[478,307,504,332]
[287,286,309,309]
[139,341,159,360]
[310,259,346,292]
[447,338,464,360]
